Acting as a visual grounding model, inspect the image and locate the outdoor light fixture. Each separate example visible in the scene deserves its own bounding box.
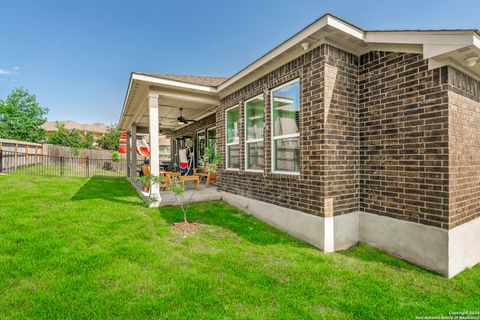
[465,56,478,67]
[301,42,310,51]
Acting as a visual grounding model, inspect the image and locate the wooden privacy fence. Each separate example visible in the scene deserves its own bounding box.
[43,144,131,159]
[0,139,44,171]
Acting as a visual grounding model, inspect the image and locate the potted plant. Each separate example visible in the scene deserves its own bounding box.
[197,147,222,186]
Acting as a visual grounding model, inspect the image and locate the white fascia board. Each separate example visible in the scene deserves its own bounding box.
[119,75,134,129]
[132,73,217,94]
[365,31,475,46]
[474,33,480,50]
[217,14,364,92]
[326,15,364,40]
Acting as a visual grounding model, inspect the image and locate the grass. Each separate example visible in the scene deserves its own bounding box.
[0,173,479,319]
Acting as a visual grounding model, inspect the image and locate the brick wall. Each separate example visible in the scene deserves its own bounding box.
[322,46,359,216]
[216,44,359,217]
[359,52,450,229]
[179,46,479,231]
[448,67,480,228]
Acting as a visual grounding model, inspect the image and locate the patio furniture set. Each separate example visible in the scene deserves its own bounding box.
[140,165,216,192]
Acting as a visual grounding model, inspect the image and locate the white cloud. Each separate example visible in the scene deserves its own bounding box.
[0,68,12,75]
[0,67,19,76]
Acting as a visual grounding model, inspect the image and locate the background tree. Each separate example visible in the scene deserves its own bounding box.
[82,132,94,149]
[0,88,48,142]
[96,124,121,150]
[46,122,94,150]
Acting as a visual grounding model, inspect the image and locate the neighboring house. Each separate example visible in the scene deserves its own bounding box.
[118,14,480,277]
[42,120,110,139]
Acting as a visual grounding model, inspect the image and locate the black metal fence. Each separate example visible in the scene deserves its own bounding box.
[0,150,139,178]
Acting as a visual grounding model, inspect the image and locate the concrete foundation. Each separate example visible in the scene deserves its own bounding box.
[359,212,449,275]
[221,191,330,251]
[221,191,480,278]
[130,182,479,277]
[448,217,480,278]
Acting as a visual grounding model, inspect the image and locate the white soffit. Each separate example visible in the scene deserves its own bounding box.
[365,31,479,59]
[120,73,220,130]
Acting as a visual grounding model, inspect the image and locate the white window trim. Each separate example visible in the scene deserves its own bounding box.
[271,79,301,175]
[244,94,265,173]
[225,104,240,170]
[272,132,300,140]
[196,129,206,165]
[207,126,217,154]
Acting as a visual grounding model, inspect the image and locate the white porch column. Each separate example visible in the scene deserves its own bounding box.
[126,131,131,178]
[148,92,161,206]
[131,124,137,180]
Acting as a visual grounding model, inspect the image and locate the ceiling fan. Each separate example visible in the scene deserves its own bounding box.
[177,108,197,125]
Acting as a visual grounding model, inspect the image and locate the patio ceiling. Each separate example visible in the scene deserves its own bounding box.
[118,73,224,134]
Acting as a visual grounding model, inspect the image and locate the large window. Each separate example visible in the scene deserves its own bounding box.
[244,94,264,171]
[271,79,300,173]
[226,105,240,169]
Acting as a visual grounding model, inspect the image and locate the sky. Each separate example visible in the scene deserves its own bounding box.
[0,0,479,125]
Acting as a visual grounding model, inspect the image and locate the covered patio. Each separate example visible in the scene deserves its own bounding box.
[119,73,226,206]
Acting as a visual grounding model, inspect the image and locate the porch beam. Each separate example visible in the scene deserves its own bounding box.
[148,92,161,207]
[129,95,148,132]
[136,126,167,135]
[150,87,220,105]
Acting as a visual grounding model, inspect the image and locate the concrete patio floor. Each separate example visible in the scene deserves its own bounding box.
[131,179,221,206]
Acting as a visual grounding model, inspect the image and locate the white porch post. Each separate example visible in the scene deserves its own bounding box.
[131,124,137,180]
[148,92,161,206]
[126,131,131,178]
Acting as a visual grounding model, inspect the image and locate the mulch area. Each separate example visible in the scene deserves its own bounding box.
[171,222,200,238]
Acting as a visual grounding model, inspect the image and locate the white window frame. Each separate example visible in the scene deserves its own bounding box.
[270,79,300,175]
[225,104,240,171]
[244,94,265,172]
[207,126,217,154]
[196,129,206,166]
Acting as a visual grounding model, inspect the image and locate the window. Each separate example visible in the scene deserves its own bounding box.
[196,130,206,166]
[207,127,217,162]
[159,146,170,154]
[244,94,265,171]
[271,79,300,173]
[226,105,240,169]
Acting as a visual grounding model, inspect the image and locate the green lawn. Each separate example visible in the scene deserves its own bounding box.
[0,173,479,319]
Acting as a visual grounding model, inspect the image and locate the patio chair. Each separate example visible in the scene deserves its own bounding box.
[193,167,217,188]
[140,165,170,191]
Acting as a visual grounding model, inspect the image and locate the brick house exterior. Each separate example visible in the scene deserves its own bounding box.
[122,14,480,277]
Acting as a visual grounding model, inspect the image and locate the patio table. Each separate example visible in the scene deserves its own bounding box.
[179,175,200,191]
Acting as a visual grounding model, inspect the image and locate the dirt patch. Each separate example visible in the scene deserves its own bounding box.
[171,222,200,238]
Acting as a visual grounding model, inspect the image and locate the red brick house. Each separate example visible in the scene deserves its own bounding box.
[118,14,480,277]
